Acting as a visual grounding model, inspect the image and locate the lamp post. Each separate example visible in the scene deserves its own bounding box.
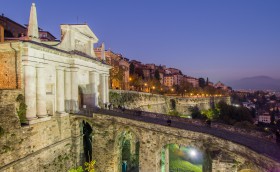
[144,83,147,92]
[152,86,155,94]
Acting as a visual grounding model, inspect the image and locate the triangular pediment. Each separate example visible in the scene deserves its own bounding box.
[57,24,99,57]
[68,24,98,41]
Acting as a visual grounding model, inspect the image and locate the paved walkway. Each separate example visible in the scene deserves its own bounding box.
[78,108,280,162]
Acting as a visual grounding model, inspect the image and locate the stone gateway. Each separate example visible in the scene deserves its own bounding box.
[0,3,110,124]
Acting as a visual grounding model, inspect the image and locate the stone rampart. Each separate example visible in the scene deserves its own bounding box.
[110,90,231,115]
[0,90,83,172]
[72,114,280,172]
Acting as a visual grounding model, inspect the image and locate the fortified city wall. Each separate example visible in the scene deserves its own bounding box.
[109,90,231,115]
[0,90,83,172]
[0,90,278,172]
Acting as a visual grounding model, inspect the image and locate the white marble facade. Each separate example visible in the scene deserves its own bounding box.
[23,3,110,123]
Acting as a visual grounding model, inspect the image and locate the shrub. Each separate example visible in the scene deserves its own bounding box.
[16,94,27,123]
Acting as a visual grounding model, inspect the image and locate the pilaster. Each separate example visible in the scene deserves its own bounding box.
[100,73,107,106]
[24,63,37,121]
[36,63,47,117]
[65,68,72,113]
[71,67,79,113]
[89,70,100,107]
[104,74,109,103]
[56,66,67,116]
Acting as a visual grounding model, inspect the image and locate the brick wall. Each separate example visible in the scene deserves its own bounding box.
[0,25,3,42]
[0,42,21,89]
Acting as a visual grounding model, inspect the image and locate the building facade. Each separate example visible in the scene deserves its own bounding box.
[95,46,130,90]
[0,14,56,41]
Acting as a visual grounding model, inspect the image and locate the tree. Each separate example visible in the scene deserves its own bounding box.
[189,106,205,119]
[129,63,135,75]
[203,85,216,95]
[130,74,143,91]
[110,66,125,89]
[154,69,160,81]
[198,78,206,88]
[217,101,253,125]
[206,77,209,86]
[177,80,193,97]
[170,99,176,110]
[135,68,144,79]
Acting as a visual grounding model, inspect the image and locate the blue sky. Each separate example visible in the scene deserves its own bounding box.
[1,0,280,84]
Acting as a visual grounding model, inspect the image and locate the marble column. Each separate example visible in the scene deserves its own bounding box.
[56,66,65,113]
[100,74,106,106]
[24,63,37,120]
[36,63,47,117]
[89,70,100,107]
[71,67,79,113]
[64,68,72,113]
[105,74,109,103]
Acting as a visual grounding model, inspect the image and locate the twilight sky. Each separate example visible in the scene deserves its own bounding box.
[1,0,280,84]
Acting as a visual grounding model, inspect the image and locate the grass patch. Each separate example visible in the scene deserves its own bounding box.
[170,159,202,172]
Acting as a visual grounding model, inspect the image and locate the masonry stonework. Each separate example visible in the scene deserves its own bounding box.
[72,114,280,172]
[110,90,231,115]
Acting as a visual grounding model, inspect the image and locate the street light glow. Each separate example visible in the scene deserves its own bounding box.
[189,149,197,157]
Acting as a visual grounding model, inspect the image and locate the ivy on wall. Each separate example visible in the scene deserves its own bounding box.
[109,92,140,106]
[16,94,27,123]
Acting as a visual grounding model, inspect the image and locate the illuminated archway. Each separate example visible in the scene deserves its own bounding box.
[115,129,140,172]
[161,144,204,172]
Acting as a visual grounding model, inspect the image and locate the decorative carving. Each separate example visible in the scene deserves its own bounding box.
[74,39,86,53]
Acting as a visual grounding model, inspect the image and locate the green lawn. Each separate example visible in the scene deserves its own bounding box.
[169,159,202,172]
[168,144,202,172]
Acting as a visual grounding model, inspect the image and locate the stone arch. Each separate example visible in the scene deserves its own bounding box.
[159,142,205,172]
[114,127,141,172]
[82,120,93,163]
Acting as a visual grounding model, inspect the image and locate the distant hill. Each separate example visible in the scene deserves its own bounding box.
[229,76,280,91]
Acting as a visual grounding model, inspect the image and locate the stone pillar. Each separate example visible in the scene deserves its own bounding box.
[71,67,79,113]
[24,64,37,120]
[139,138,160,172]
[105,74,109,103]
[165,146,169,172]
[56,66,65,114]
[65,68,72,113]
[89,70,100,107]
[100,74,106,106]
[36,63,47,117]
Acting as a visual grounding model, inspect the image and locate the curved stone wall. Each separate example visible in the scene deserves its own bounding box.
[110,90,231,115]
[72,114,280,172]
